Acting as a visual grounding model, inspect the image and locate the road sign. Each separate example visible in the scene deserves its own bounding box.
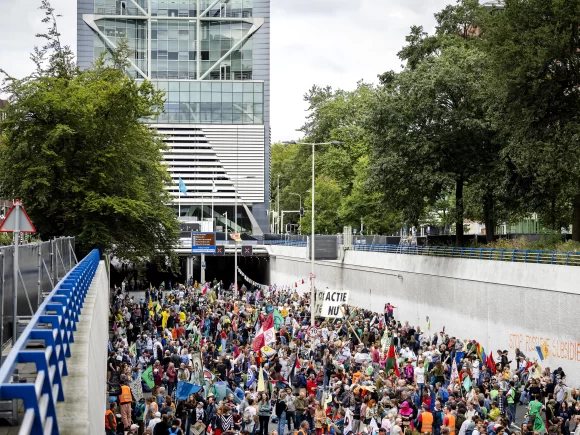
[201,262,206,269]
[307,325,319,338]
[191,232,216,254]
[0,200,36,233]
[242,246,253,257]
[215,246,225,256]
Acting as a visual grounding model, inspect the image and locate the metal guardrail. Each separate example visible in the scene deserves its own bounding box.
[0,249,100,435]
[351,244,580,266]
[265,240,307,247]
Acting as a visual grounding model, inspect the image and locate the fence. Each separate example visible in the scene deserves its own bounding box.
[0,237,76,346]
[0,248,100,434]
[351,244,580,266]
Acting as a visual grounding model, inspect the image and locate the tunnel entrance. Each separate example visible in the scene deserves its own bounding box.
[189,255,270,288]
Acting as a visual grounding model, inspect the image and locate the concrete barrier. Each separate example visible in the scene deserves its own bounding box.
[55,260,109,434]
[269,246,580,385]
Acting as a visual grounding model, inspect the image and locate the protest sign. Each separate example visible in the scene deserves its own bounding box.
[318,290,349,318]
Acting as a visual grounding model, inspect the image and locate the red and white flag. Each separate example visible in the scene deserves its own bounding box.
[252,314,275,351]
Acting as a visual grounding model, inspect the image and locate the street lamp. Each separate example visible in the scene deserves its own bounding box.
[289,192,302,234]
[231,175,255,295]
[282,140,344,326]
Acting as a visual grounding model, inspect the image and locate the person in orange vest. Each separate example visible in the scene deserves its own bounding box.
[105,402,118,435]
[119,378,134,429]
[442,405,456,435]
[418,403,434,434]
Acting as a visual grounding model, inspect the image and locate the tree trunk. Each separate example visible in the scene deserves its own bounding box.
[551,195,556,231]
[455,178,464,246]
[483,192,496,244]
[573,193,580,242]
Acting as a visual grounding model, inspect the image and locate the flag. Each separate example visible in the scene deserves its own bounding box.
[273,309,284,331]
[161,281,165,288]
[455,351,465,364]
[486,353,497,374]
[426,317,431,331]
[260,346,277,359]
[384,338,400,377]
[130,377,144,402]
[176,381,203,400]
[287,354,301,382]
[536,343,550,361]
[179,177,188,195]
[246,364,256,388]
[212,179,218,193]
[380,329,390,352]
[463,375,472,392]
[343,409,353,435]
[141,365,155,390]
[257,366,266,392]
[477,343,486,364]
[252,313,275,351]
[129,342,136,355]
[449,359,459,386]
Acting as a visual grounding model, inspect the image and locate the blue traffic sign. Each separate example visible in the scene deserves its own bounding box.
[191,232,216,254]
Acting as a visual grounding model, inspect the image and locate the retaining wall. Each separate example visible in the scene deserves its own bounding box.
[55,260,109,434]
[268,246,580,385]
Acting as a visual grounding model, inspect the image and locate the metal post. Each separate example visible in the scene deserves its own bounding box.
[12,201,20,344]
[37,243,42,307]
[281,211,284,235]
[277,175,280,234]
[1,250,4,346]
[201,253,205,283]
[311,143,316,327]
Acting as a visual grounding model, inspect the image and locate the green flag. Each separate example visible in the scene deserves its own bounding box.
[141,365,155,390]
[160,281,165,288]
[273,309,284,331]
[463,375,472,392]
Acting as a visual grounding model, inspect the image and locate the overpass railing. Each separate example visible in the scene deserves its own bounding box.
[0,249,100,435]
[352,244,580,266]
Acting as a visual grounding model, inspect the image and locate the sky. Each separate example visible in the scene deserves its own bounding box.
[0,0,451,142]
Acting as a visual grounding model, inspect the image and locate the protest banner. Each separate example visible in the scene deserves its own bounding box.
[318,290,350,318]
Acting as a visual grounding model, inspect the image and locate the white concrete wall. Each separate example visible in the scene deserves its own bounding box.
[56,260,109,435]
[268,246,580,385]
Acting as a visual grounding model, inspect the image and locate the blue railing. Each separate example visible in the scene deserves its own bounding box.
[351,244,580,266]
[267,240,308,247]
[0,249,100,435]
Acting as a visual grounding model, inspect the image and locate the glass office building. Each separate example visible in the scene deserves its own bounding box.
[77,0,270,234]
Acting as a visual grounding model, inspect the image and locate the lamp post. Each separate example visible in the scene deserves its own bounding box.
[232,175,255,295]
[289,192,302,234]
[282,140,343,326]
[277,174,281,234]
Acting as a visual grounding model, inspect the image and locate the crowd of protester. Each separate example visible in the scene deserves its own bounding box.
[105,277,580,435]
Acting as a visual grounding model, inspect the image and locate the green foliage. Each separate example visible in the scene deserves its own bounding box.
[275,0,580,243]
[0,1,179,262]
[301,176,342,235]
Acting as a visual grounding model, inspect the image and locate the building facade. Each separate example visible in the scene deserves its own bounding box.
[77,0,270,234]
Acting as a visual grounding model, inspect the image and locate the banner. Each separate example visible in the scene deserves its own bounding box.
[317,290,349,318]
[130,376,143,401]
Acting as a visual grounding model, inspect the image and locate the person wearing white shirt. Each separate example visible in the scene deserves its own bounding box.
[147,412,162,432]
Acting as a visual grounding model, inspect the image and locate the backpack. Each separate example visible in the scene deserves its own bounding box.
[243,407,253,424]
[169,428,179,435]
[438,389,449,403]
[465,422,476,435]
[135,403,145,418]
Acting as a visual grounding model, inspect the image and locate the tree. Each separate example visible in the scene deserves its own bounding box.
[0,1,179,261]
[370,39,497,246]
[301,176,342,235]
[482,0,580,238]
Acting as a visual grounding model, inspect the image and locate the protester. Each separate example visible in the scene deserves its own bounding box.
[106,276,580,435]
